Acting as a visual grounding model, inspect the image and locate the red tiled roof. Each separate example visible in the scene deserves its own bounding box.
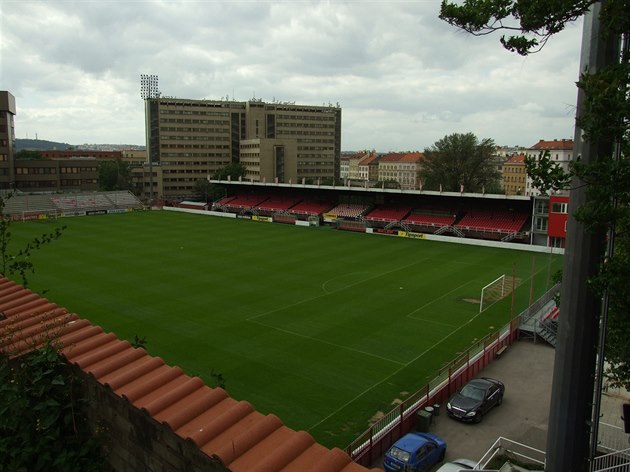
[529,139,573,150]
[378,153,404,162]
[504,153,526,164]
[400,152,423,163]
[358,154,378,165]
[0,277,380,472]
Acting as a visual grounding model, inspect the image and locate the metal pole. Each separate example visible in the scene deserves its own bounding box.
[545,3,619,471]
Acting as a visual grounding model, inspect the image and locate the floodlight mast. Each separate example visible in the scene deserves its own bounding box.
[140,74,159,204]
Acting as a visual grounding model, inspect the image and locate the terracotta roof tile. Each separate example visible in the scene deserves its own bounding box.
[0,277,380,472]
[99,355,164,389]
[505,153,526,164]
[530,139,573,150]
[188,399,254,446]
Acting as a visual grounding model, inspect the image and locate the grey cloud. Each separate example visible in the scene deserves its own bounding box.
[1,0,583,150]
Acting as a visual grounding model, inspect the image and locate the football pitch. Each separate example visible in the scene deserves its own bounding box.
[10,211,563,448]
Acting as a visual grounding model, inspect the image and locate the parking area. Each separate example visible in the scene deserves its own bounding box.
[372,339,557,470]
[428,340,555,464]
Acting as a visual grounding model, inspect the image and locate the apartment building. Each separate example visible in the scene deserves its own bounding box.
[13,159,99,192]
[502,153,527,195]
[358,152,378,182]
[0,91,16,190]
[378,152,423,190]
[145,97,341,198]
[524,139,573,196]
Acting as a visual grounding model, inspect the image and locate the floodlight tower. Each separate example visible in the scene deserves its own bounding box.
[140,74,159,203]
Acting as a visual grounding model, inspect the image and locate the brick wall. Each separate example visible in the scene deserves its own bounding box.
[77,367,230,472]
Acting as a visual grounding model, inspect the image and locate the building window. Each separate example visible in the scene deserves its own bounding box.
[551,202,568,213]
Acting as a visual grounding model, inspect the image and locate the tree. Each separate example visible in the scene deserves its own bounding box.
[419,132,500,192]
[15,150,44,160]
[193,179,225,203]
[440,0,596,55]
[440,1,629,469]
[213,162,246,181]
[98,159,132,191]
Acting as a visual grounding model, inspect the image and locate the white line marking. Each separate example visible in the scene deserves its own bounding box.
[307,306,488,432]
[308,260,559,431]
[321,271,373,294]
[246,258,430,321]
[406,279,476,320]
[250,319,405,366]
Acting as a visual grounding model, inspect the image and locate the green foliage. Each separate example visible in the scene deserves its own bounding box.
[193,179,225,203]
[524,150,572,195]
[440,0,630,388]
[439,0,595,54]
[0,194,65,287]
[0,343,103,471]
[15,149,44,160]
[210,369,226,390]
[419,132,500,192]
[131,334,147,349]
[213,163,247,181]
[98,159,132,191]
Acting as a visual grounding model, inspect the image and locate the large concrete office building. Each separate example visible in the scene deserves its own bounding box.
[0,91,16,190]
[144,97,341,199]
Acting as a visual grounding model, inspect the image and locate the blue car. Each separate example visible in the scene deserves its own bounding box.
[383,432,447,471]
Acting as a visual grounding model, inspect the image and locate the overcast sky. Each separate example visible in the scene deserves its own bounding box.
[1,1,584,151]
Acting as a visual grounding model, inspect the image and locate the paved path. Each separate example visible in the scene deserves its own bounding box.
[371,339,630,470]
[429,340,555,463]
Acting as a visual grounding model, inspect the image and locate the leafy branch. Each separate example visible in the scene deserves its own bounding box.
[0,193,66,287]
[440,0,596,54]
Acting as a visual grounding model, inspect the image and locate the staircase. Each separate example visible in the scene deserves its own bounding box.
[536,320,558,347]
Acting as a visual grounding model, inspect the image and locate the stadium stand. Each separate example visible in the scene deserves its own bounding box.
[404,213,456,227]
[364,205,412,223]
[543,306,560,321]
[1,191,143,218]
[106,191,145,209]
[0,277,375,472]
[289,200,334,216]
[255,195,300,212]
[2,193,58,215]
[213,195,237,207]
[327,203,370,218]
[221,194,268,210]
[455,210,529,234]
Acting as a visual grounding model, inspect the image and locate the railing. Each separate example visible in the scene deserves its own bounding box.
[518,284,560,327]
[476,436,546,470]
[346,324,514,466]
[590,447,630,472]
[346,284,562,467]
[597,422,630,456]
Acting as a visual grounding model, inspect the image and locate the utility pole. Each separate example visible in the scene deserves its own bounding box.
[545,2,620,471]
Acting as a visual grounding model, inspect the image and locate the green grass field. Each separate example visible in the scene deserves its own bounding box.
[9,211,562,448]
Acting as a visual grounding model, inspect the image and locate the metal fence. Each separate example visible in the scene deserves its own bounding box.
[345,284,561,466]
[590,447,630,472]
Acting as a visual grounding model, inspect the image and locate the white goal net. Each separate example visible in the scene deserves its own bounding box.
[480,274,514,313]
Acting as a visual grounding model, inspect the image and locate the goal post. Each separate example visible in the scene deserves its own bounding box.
[480,274,510,313]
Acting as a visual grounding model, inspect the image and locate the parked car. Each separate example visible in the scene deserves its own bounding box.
[434,458,478,471]
[446,377,505,423]
[383,432,446,471]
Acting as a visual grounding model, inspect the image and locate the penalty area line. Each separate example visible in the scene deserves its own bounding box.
[248,319,405,366]
[307,305,482,432]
